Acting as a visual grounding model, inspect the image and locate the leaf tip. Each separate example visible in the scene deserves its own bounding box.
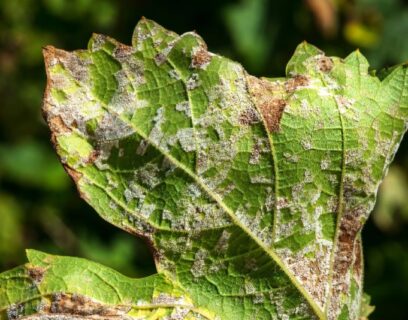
[26,249,49,264]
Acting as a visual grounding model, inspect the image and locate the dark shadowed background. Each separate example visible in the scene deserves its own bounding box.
[0,0,407,318]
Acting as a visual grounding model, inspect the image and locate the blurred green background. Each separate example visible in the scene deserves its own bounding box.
[0,0,407,318]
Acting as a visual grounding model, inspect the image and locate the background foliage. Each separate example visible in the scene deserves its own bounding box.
[0,0,407,318]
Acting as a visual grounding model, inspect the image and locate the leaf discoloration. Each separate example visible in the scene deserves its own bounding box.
[246,75,287,132]
[48,293,130,317]
[27,266,46,285]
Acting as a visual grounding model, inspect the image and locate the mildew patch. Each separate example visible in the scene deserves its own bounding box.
[154,52,167,66]
[246,75,287,132]
[335,95,355,114]
[175,101,191,117]
[238,107,260,126]
[7,303,24,319]
[214,230,231,252]
[278,244,332,310]
[177,128,196,152]
[186,73,201,90]
[190,249,208,278]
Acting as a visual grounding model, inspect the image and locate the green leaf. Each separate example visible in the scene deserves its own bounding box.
[0,250,197,319]
[359,293,375,320]
[2,18,408,319]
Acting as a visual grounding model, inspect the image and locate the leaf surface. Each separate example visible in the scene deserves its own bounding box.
[0,250,197,319]
[2,18,408,320]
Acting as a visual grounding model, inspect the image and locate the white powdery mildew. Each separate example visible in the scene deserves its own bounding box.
[264,188,275,211]
[186,183,201,199]
[136,139,149,156]
[190,249,208,278]
[214,230,231,252]
[148,107,168,151]
[177,128,196,152]
[175,101,191,117]
[168,69,181,80]
[235,207,273,247]
[186,73,201,90]
[269,288,316,320]
[275,220,298,240]
[169,196,230,231]
[301,138,312,150]
[136,293,194,317]
[249,174,272,185]
[304,170,313,183]
[310,189,321,205]
[278,245,332,310]
[283,152,299,163]
[167,307,191,320]
[253,293,264,304]
[111,65,140,115]
[95,113,136,141]
[244,280,256,295]
[7,303,25,319]
[276,197,289,210]
[48,66,103,137]
[320,158,330,170]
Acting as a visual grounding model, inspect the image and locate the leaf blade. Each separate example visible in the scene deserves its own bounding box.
[38,19,408,320]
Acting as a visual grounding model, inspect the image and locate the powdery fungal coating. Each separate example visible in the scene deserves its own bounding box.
[40,18,408,320]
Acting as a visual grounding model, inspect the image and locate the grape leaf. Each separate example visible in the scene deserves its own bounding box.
[2,18,408,320]
[0,250,197,319]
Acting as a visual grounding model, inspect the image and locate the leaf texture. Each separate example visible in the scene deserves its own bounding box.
[2,18,408,320]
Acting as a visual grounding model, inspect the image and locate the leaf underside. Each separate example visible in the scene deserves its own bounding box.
[1,18,408,320]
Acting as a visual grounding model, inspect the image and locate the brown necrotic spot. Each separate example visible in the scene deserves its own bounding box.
[285,75,309,93]
[64,166,83,185]
[154,53,167,66]
[84,150,100,165]
[239,107,260,126]
[328,205,365,318]
[246,75,287,132]
[317,56,333,72]
[27,266,46,284]
[191,47,212,69]
[353,237,362,279]
[48,293,130,317]
[48,116,72,135]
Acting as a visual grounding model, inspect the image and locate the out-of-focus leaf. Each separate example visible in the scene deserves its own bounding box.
[0,194,23,261]
[374,165,408,231]
[224,0,271,72]
[365,241,408,319]
[0,141,69,190]
[344,21,379,48]
[79,233,155,278]
[43,0,117,28]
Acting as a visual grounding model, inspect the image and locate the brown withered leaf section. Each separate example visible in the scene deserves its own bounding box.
[246,75,287,132]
